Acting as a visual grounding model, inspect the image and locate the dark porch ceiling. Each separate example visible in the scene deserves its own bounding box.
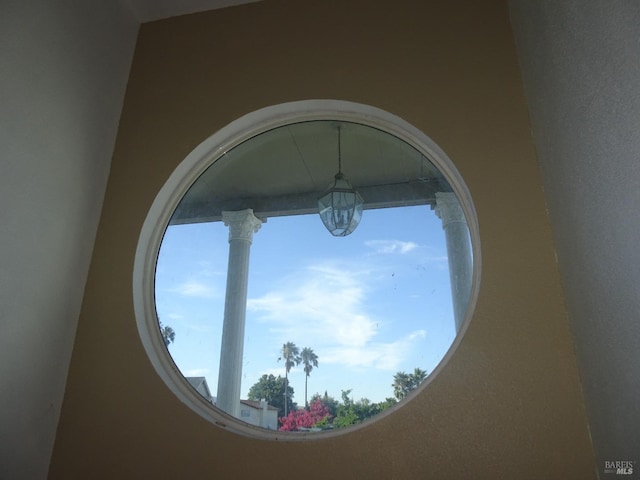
[169,120,453,225]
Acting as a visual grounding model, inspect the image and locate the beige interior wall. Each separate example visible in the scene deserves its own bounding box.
[50,1,596,478]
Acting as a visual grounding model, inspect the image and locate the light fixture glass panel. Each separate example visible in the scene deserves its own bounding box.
[318,174,364,236]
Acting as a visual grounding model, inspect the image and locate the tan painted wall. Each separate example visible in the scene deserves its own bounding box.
[50,1,596,478]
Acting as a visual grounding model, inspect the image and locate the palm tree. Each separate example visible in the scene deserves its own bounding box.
[300,347,319,408]
[392,368,428,400]
[392,371,411,400]
[411,367,428,386]
[278,342,301,417]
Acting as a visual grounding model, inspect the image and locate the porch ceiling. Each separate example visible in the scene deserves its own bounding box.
[170,121,452,224]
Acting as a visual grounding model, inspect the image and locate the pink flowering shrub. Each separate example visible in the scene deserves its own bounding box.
[278,399,332,431]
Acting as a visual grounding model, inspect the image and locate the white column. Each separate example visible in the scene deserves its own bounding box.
[435,192,473,333]
[260,398,268,428]
[216,209,263,417]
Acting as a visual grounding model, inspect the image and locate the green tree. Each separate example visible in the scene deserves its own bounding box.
[333,389,359,428]
[278,342,301,417]
[247,374,294,419]
[377,397,398,412]
[159,321,175,347]
[333,407,359,428]
[311,390,397,429]
[300,347,319,408]
[392,367,428,400]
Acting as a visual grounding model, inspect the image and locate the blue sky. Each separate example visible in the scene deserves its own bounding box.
[155,205,456,405]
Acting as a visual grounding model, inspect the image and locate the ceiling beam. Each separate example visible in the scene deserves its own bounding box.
[169,180,452,225]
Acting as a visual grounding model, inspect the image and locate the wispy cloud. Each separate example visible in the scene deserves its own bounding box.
[195,260,225,278]
[322,330,426,371]
[170,280,217,299]
[248,263,376,348]
[184,322,215,333]
[365,240,418,255]
[184,368,210,377]
[248,262,427,371]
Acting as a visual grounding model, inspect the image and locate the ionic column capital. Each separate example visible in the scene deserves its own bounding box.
[222,209,263,244]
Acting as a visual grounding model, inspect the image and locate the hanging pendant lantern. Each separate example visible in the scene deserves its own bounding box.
[318,126,364,236]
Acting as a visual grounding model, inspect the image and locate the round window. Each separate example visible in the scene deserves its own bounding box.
[134,100,480,439]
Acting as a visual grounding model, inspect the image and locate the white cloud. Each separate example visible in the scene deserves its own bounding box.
[321,329,427,371]
[195,260,225,278]
[365,239,418,255]
[183,322,215,333]
[248,263,377,348]
[248,262,428,372]
[170,280,217,299]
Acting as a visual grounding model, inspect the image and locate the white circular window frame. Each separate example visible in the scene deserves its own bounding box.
[133,99,481,440]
